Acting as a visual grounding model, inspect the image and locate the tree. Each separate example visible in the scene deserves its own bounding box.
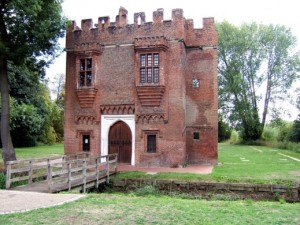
[0,0,66,164]
[51,73,65,142]
[218,114,231,142]
[217,21,300,141]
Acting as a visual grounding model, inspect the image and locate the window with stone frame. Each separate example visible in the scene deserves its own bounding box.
[79,58,93,87]
[140,53,159,84]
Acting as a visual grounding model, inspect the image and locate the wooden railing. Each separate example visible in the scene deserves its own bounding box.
[6,153,118,193]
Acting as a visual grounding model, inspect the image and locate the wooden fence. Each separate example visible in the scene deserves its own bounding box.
[6,153,118,193]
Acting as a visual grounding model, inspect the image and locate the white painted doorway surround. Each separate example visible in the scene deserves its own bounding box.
[100,115,135,165]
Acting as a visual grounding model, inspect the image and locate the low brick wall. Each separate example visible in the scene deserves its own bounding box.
[112,178,300,202]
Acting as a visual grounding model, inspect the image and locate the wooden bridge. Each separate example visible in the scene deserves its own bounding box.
[6,153,118,193]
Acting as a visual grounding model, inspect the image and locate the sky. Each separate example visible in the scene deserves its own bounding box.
[46,0,300,119]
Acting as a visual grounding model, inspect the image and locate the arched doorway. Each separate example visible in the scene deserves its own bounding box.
[108,121,132,164]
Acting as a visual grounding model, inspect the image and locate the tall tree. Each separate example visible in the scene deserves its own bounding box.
[217,21,300,140]
[0,0,66,163]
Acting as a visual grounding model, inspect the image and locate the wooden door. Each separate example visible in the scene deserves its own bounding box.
[108,121,132,164]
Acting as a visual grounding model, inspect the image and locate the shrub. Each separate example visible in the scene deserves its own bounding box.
[229,130,241,144]
[276,141,300,153]
[0,173,5,189]
[218,117,231,142]
[132,185,160,197]
[262,126,279,141]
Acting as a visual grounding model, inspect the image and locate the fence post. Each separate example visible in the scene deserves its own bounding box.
[95,157,100,188]
[68,163,72,191]
[106,155,110,184]
[115,153,118,173]
[82,160,87,193]
[6,162,11,189]
[28,160,33,185]
[47,159,53,193]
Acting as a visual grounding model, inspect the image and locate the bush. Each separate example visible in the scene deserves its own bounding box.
[262,126,279,141]
[276,122,293,142]
[276,141,300,153]
[131,185,160,197]
[229,130,241,144]
[218,118,231,142]
[0,173,5,189]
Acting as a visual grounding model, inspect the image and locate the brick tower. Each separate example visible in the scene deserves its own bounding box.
[64,7,218,167]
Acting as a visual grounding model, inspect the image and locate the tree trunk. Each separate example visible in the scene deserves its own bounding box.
[0,56,16,166]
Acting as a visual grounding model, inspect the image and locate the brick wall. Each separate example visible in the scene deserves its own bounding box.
[64,7,218,167]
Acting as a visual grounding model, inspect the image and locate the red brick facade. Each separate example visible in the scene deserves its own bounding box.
[64,7,218,167]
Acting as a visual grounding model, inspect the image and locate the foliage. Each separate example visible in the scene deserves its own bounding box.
[0,0,67,163]
[217,21,300,141]
[218,114,231,142]
[10,98,44,147]
[276,141,300,153]
[131,185,160,197]
[228,130,241,144]
[0,172,5,189]
[288,116,300,142]
[262,126,279,141]
[6,79,63,146]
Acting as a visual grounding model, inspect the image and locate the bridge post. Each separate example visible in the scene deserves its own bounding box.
[29,160,33,185]
[5,162,11,189]
[82,160,87,193]
[47,159,53,193]
[95,157,100,188]
[106,155,110,184]
[68,162,72,191]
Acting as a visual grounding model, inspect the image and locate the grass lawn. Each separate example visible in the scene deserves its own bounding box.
[1,143,300,185]
[0,144,64,171]
[117,143,300,185]
[12,143,64,159]
[0,193,299,225]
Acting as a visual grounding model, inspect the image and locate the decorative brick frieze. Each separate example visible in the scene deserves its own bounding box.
[100,104,135,115]
[136,113,167,124]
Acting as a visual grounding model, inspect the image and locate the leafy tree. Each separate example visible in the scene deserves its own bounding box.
[217,21,300,141]
[10,98,43,147]
[218,114,231,142]
[51,73,65,142]
[288,94,300,142]
[0,0,66,163]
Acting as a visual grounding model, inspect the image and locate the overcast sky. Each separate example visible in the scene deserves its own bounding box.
[46,0,300,119]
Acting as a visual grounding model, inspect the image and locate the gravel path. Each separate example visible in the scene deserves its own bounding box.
[0,190,85,215]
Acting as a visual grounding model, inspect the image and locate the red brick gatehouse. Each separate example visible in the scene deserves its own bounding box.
[64,7,218,167]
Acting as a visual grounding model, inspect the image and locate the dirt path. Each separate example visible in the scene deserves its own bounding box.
[0,190,85,215]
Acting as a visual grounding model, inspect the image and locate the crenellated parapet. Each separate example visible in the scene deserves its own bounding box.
[66,7,217,48]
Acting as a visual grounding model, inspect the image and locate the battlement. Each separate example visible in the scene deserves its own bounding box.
[68,7,214,33]
[66,7,217,48]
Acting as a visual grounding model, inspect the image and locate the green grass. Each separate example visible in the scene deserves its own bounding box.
[117,143,300,185]
[1,143,300,185]
[12,144,64,159]
[0,193,299,225]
